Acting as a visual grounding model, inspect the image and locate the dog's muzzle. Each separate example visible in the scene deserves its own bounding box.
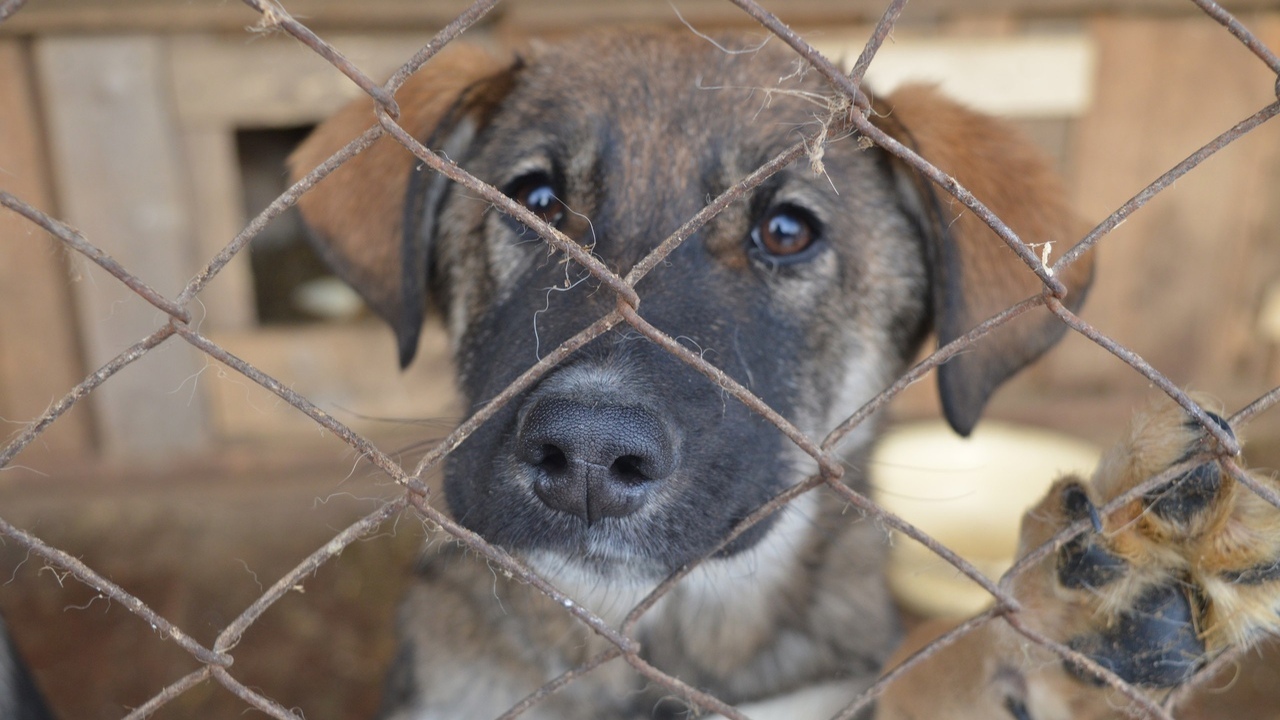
[516,395,677,525]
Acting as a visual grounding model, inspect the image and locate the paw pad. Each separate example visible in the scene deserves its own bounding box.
[1066,583,1204,687]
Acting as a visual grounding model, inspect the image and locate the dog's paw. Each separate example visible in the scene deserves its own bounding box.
[1022,396,1280,689]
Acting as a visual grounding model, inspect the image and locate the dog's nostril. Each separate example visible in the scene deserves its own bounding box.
[611,455,647,484]
[537,444,569,473]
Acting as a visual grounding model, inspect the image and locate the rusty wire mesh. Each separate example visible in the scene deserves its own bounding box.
[2,0,1280,718]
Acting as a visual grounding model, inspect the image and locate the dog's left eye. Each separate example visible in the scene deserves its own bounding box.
[506,172,566,227]
[750,204,822,262]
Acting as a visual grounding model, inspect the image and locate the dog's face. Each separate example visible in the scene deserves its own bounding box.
[432,36,931,576]
[291,32,1092,579]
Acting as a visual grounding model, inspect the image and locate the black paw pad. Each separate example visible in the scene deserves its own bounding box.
[1196,411,1234,439]
[1065,583,1204,688]
[1220,558,1280,585]
[1145,412,1234,524]
[1058,537,1127,590]
[1145,462,1221,524]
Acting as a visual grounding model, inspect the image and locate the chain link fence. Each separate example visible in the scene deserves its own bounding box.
[2,0,1280,717]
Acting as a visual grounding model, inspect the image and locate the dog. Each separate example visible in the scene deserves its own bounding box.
[289,31,1280,719]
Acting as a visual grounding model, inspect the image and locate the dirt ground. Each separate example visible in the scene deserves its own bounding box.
[3,441,1280,719]
[0,444,424,719]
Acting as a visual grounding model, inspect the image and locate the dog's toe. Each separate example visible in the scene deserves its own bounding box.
[1056,483,1127,590]
[1142,412,1235,524]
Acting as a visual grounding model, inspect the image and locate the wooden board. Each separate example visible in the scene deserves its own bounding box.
[0,40,94,458]
[2,0,1277,36]
[179,126,258,331]
[1048,15,1280,401]
[167,33,435,129]
[204,321,459,444]
[36,36,211,456]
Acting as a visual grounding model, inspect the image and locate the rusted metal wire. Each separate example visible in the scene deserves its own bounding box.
[849,0,909,89]
[1043,296,1241,455]
[374,108,643,311]
[1231,384,1280,426]
[0,514,231,668]
[384,0,504,94]
[120,668,213,720]
[727,0,1071,298]
[212,497,411,654]
[834,608,1001,720]
[179,125,384,306]
[616,302,845,481]
[1,0,1279,718]
[0,0,26,24]
[408,310,623,480]
[1002,614,1175,720]
[494,648,624,720]
[823,294,1047,452]
[1191,0,1280,78]
[211,665,302,720]
[401,492,639,655]
[1055,100,1280,272]
[240,0,399,117]
[173,324,416,491]
[0,192,190,322]
[0,326,174,468]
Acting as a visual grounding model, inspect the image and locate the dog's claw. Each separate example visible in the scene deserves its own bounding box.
[1056,483,1126,590]
[1066,582,1204,688]
[1063,483,1102,532]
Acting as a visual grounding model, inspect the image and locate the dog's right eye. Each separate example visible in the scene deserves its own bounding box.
[749,203,824,265]
[506,173,566,227]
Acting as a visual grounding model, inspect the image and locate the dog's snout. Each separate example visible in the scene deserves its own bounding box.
[517,396,675,524]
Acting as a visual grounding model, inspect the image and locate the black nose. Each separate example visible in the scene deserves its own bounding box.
[516,396,676,524]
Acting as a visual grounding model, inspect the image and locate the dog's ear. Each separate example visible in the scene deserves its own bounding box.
[872,86,1094,436]
[289,45,516,366]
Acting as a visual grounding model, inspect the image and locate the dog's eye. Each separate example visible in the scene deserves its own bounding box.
[1003,696,1033,720]
[750,205,821,262]
[507,173,566,227]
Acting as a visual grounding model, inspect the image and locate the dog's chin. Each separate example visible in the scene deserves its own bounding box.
[518,513,780,584]
[522,544,671,586]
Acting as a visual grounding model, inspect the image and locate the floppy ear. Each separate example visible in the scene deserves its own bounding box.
[288,45,515,366]
[872,86,1095,436]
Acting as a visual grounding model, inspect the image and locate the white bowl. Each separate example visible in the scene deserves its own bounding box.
[871,421,1099,618]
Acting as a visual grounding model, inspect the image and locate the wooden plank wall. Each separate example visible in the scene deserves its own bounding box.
[1067,16,1280,395]
[3,7,1280,457]
[35,37,211,456]
[992,14,1280,448]
[0,41,93,458]
[2,0,1279,35]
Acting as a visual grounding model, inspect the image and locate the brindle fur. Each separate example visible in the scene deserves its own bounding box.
[293,30,1280,720]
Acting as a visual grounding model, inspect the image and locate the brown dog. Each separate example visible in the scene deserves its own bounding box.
[290,31,1279,719]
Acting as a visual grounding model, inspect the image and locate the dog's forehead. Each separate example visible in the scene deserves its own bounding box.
[501,33,826,145]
